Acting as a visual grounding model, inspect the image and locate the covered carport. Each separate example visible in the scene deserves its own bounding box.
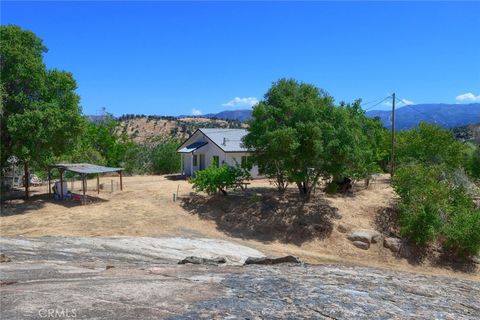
[48,163,124,204]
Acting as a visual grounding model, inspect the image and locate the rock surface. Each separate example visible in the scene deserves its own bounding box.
[352,240,370,250]
[244,255,301,265]
[347,230,381,244]
[178,256,226,265]
[337,224,349,233]
[384,237,402,252]
[0,253,11,263]
[1,237,479,319]
[0,236,263,266]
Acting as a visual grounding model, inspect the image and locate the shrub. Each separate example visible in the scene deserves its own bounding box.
[151,139,181,174]
[393,163,480,257]
[191,165,250,195]
[442,208,480,258]
[399,204,443,246]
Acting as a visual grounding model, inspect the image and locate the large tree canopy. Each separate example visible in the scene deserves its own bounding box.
[1,25,84,196]
[243,78,385,199]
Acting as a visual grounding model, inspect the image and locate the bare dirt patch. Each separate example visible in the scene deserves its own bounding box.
[1,174,478,280]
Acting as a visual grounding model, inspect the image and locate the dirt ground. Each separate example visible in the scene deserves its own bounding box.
[1,174,478,280]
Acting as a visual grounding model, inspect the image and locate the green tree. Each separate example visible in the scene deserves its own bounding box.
[396,122,469,168]
[1,25,84,198]
[151,138,181,174]
[244,78,385,199]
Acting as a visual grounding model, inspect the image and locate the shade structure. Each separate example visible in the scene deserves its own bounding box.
[48,163,124,204]
[49,163,123,174]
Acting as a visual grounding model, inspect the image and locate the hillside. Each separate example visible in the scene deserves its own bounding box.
[366,103,480,130]
[201,104,480,131]
[116,116,245,143]
[105,103,480,143]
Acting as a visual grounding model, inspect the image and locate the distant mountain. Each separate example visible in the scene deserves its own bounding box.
[204,109,252,122]
[204,104,480,131]
[366,103,480,130]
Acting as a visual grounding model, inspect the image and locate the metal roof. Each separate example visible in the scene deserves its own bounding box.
[178,141,208,153]
[199,128,249,152]
[49,163,124,174]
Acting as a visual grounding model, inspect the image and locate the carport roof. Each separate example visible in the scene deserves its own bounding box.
[49,163,124,174]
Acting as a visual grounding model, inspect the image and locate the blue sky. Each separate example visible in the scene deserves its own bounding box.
[2,1,479,116]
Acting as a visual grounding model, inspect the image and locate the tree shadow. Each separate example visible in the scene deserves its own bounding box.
[164,174,187,181]
[432,251,478,273]
[374,206,400,237]
[180,188,336,246]
[0,193,108,217]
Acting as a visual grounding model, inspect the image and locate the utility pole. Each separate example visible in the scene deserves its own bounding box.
[390,93,396,177]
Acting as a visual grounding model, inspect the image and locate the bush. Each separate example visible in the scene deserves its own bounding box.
[151,139,181,174]
[399,204,443,246]
[393,163,480,256]
[442,208,480,258]
[191,165,250,195]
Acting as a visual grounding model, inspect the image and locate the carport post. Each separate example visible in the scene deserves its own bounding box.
[48,167,51,197]
[119,171,123,191]
[60,169,64,200]
[97,174,100,194]
[82,174,86,205]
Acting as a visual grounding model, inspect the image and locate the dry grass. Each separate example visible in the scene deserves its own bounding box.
[1,174,478,280]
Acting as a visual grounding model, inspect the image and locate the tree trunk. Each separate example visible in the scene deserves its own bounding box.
[24,162,29,200]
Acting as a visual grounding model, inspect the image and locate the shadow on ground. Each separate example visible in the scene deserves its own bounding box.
[181,188,337,246]
[1,193,108,217]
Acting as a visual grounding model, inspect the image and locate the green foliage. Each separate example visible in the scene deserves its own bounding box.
[469,145,480,180]
[191,165,250,195]
[396,122,470,169]
[393,164,446,245]
[1,25,84,171]
[442,208,480,258]
[244,78,386,198]
[393,164,480,256]
[67,115,132,167]
[150,139,181,174]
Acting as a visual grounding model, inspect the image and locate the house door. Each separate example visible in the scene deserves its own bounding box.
[199,154,205,170]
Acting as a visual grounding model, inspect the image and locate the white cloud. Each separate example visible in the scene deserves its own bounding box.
[222,97,259,108]
[400,98,414,105]
[455,92,480,103]
[382,98,414,107]
[191,108,202,116]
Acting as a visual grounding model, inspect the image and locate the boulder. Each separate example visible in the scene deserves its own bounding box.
[383,237,402,253]
[178,256,226,265]
[337,224,349,233]
[352,241,370,250]
[244,255,301,265]
[347,230,381,244]
[332,210,342,220]
[0,254,11,263]
[472,255,480,265]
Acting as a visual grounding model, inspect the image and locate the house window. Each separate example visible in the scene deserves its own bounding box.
[193,155,198,166]
[212,156,219,167]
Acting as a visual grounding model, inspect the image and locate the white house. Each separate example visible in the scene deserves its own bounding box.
[177,128,260,178]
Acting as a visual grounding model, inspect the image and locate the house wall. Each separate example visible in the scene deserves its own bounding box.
[225,152,260,178]
[180,131,261,178]
[181,153,192,176]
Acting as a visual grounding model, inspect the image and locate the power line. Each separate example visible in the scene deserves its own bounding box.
[395,97,449,127]
[362,96,392,111]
